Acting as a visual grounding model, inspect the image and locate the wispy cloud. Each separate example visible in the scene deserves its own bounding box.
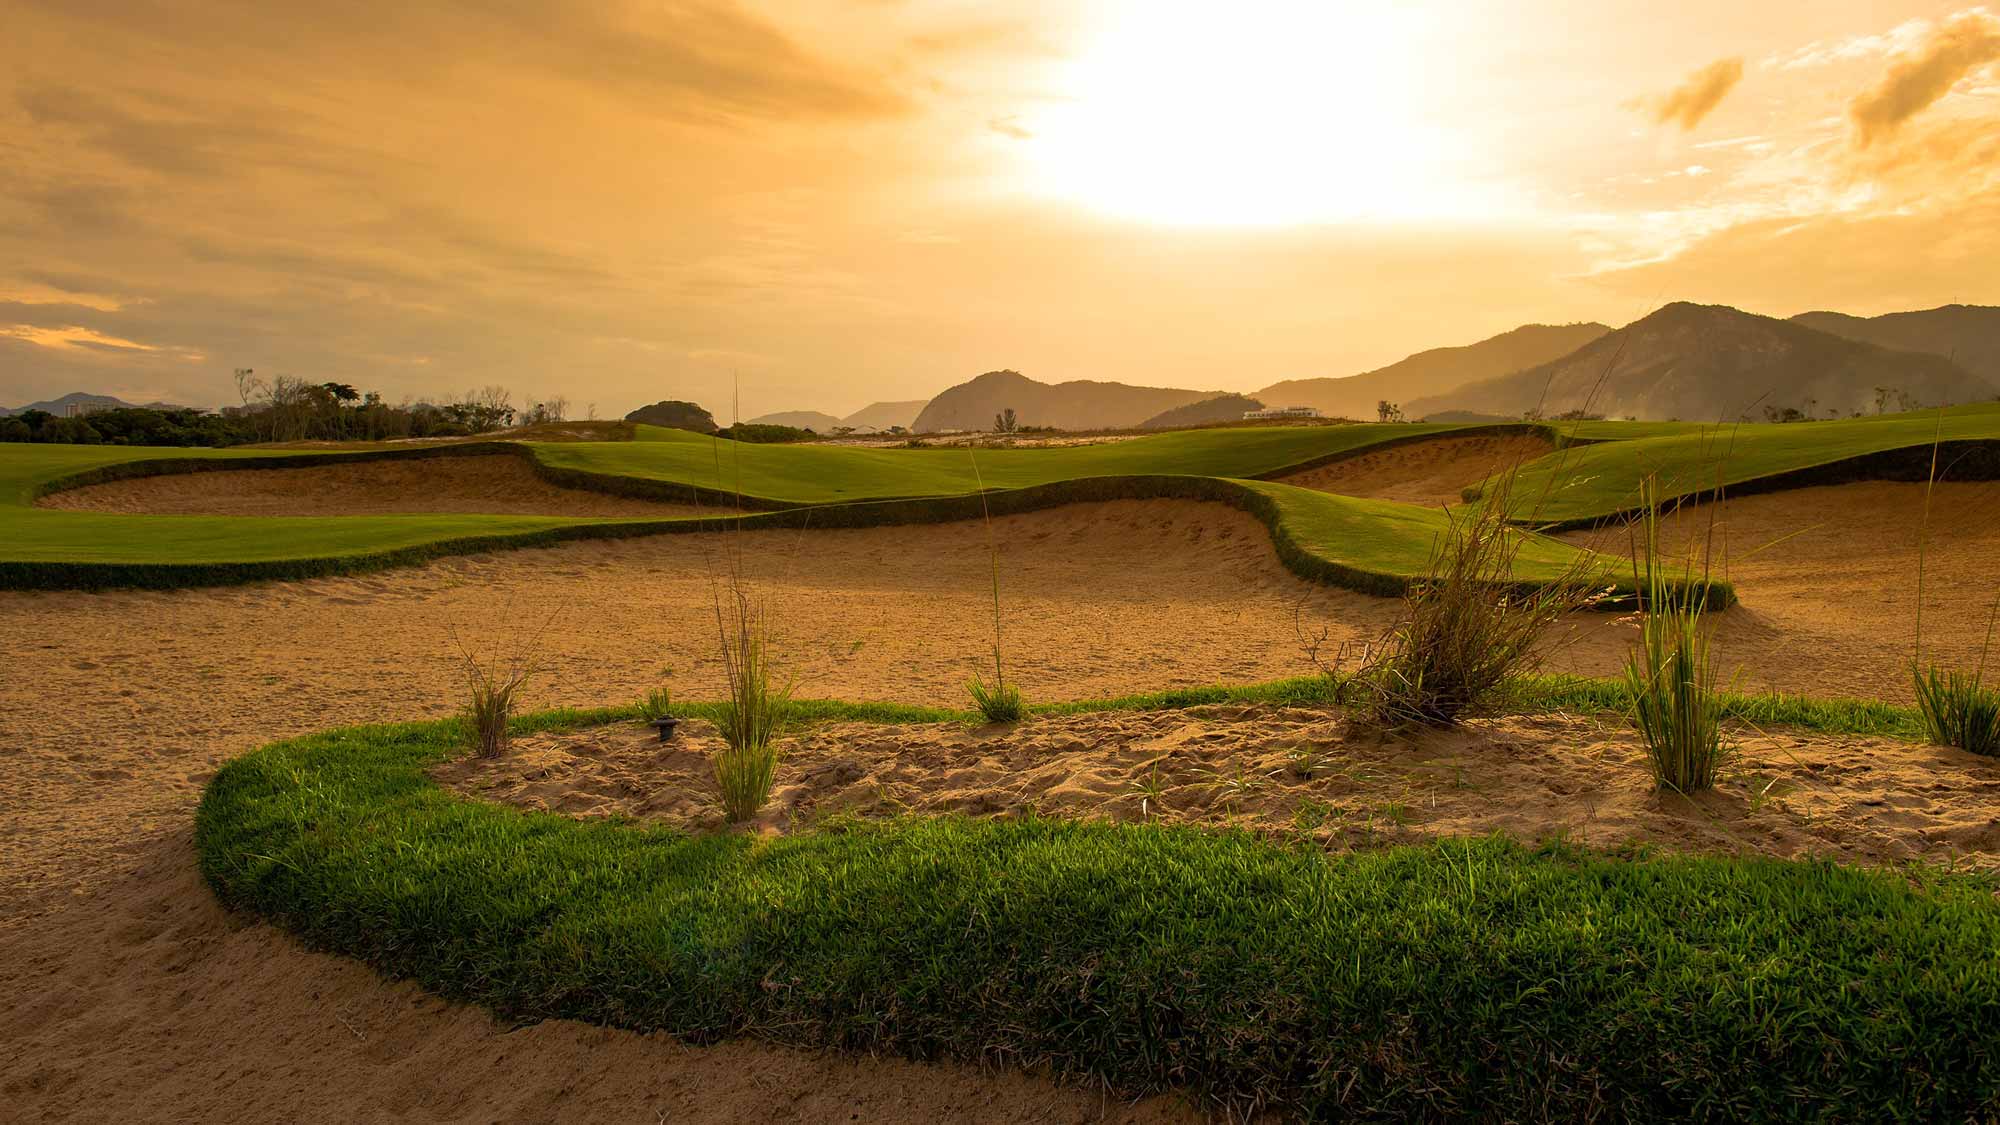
[0,323,183,355]
[1850,8,2000,145]
[1634,57,1745,131]
[0,282,126,311]
[987,115,1033,140]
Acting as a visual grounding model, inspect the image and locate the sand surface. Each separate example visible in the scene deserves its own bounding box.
[36,453,703,518]
[444,706,2000,869]
[1275,431,1555,506]
[5,484,1999,1119]
[1558,480,2000,700]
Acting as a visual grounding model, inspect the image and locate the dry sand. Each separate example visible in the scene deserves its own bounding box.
[1275,431,1555,507]
[36,453,703,518]
[1557,480,2000,700]
[5,479,2000,1120]
[445,706,2000,870]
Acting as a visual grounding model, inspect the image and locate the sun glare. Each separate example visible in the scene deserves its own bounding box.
[1021,2,1476,226]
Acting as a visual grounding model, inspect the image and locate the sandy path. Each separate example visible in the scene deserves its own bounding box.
[447,706,2000,869]
[1275,432,1554,507]
[35,453,703,517]
[3,487,1995,1120]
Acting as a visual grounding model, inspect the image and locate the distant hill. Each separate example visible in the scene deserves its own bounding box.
[1405,303,1996,422]
[624,400,718,433]
[746,410,845,432]
[1140,393,1265,429]
[1,391,195,416]
[911,370,1217,432]
[841,400,927,431]
[1791,305,2000,386]
[1253,323,1610,421]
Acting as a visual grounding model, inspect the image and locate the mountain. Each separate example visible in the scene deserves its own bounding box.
[747,410,845,431]
[1791,305,2000,386]
[841,400,927,431]
[1,391,194,416]
[1405,302,1997,422]
[1253,322,1611,420]
[910,370,1217,432]
[1140,393,1265,429]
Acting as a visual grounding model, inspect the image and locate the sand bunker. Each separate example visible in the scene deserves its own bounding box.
[6,483,1999,1119]
[1276,431,1555,506]
[1558,480,2000,700]
[35,453,703,518]
[443,705,2000,869]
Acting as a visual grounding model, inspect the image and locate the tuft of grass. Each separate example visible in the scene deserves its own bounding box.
[1351,471,1602,726]
[1914,665,2000,756]
[453,634,537,759]
[200,712,2000,1122]
[1623,478,1728,793]
[967,673,1025,724]
[639,683,674,721]
[1908,409,2000,757]
[966,447,1027,723]
[712,589,791,822]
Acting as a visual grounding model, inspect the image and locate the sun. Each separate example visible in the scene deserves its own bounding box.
[1018,2,1472,227]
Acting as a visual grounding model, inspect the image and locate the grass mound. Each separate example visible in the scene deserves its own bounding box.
[200,707,2000,1120]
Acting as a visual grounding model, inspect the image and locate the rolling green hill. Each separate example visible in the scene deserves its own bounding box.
[0,424,1617,594]
[1489,403,2000,526]
[15,406,1996,594]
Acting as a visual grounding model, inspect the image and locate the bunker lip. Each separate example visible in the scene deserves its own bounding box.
[1272,430,1557,507]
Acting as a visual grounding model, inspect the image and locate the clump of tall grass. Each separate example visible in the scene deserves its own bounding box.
[639,683,674,721]
[1622,479,1728,793]
[1913,666,2000,756]
[1348,472,1601,726]
[1908,411,2000,755]
[968,673,1024,723]
[966,448,1026,724]
[453,638,537,759]
[713,588,791,822]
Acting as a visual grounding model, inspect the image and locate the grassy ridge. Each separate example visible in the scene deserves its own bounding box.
[14,406,1995,589]
[1490,404,2000,525]
[2,429,1659,598]
[198,705,2000,1120]
[545,421,1491,503]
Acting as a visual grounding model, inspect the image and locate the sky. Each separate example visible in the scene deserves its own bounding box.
[2,1,1998,418]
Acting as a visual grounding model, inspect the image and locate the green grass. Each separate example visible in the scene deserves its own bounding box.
[1488,403,2000,526]
[199,704,2000,1120]
[583,673,1930,740]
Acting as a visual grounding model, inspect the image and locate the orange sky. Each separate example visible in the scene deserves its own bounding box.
[3,1,1997,417]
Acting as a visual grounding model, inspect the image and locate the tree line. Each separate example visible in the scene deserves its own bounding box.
[2,371,574,446]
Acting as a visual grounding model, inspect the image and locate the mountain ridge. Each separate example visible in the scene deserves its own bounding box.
[1406,302,1997,421]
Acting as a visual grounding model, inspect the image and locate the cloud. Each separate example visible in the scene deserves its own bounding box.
[14,0,907,124]
[1,323,165,353]
[0,281,124,311]
[1849,8,2000,145]
[1636,58,1745,131]
[987,115,1033,140]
